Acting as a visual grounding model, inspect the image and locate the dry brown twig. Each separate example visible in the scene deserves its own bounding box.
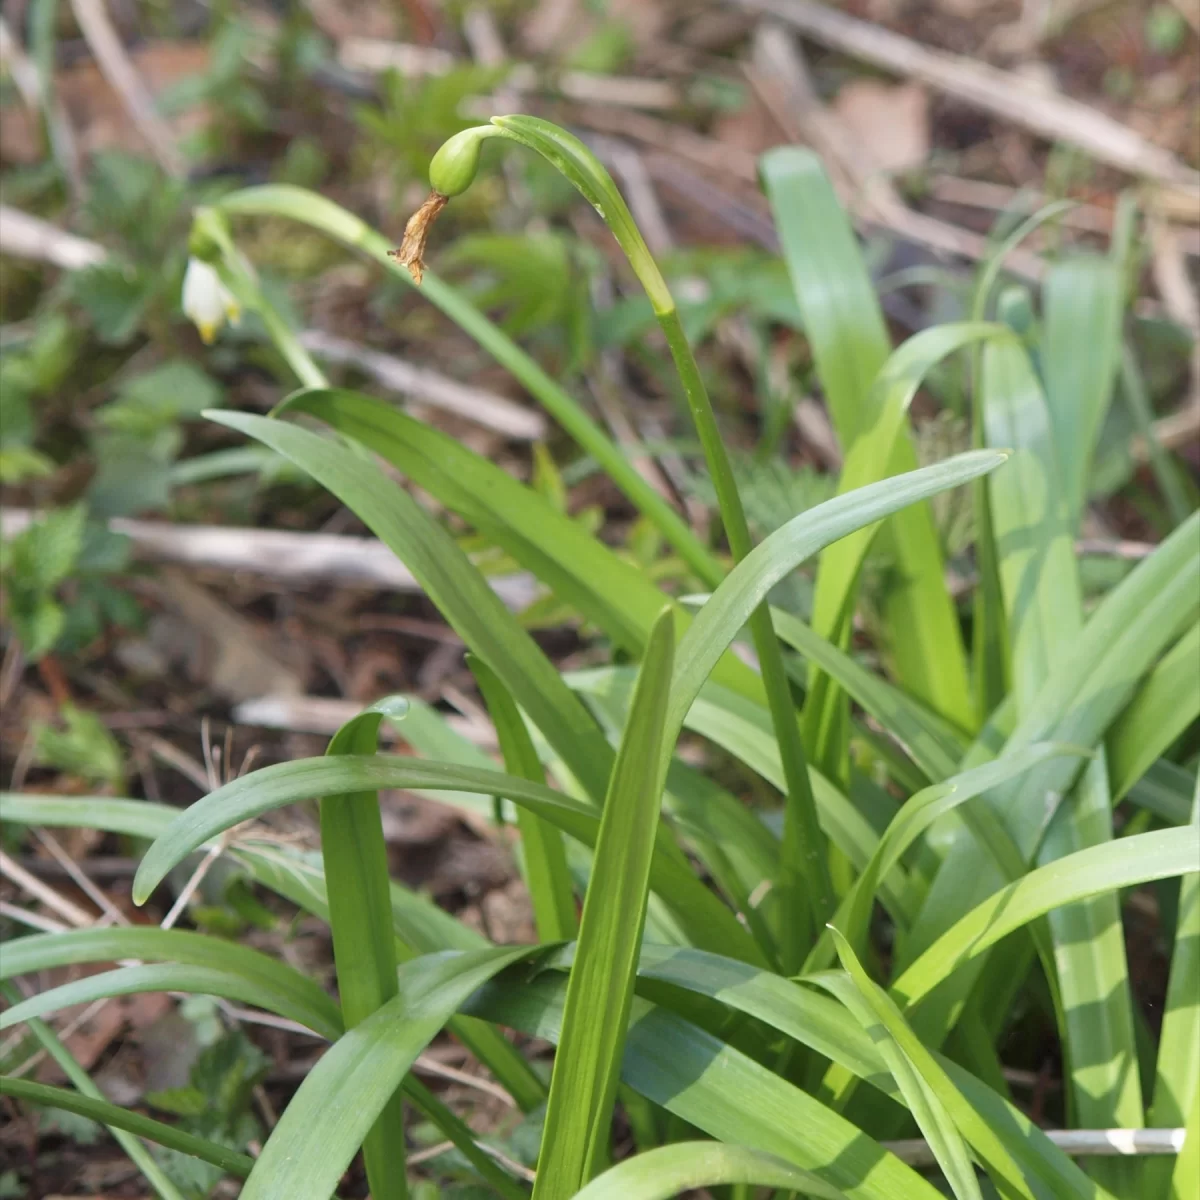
[67,0,185,178]
[735,0,1200,193]
[747,22,1047,281]
[339,37,679,109]
[0,206,107,271]
[0,509,540,609]
[298,330,546,441]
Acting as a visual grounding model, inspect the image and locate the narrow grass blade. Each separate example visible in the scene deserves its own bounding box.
[761,147,973,728]
[1144,778,1200,1197]
[321,696,410,1200]
[1041,256,1123,527]
[130,755,761,965]
[768,606,968,782]
[240,946,536,1200]
[0,964,339,1039]
[1107,624,1200,802]
[472,975,944,1200]
[821,931,1006,1200]
[667,451,1007,751]
[816,744,1086,970]
[404,1076,530,1200]
[534,608,675,1196]
[1172,1090,1200,1200]
[215,185,721,587]
[892,827,1200,1011]
[1119,344,1192,527]
[2,989,188,1200]
[0,1076,254,1179]
[469,654,577,943]
[572,1142,847,1200]
[0,926,341,1036]
[804,322,1003,771]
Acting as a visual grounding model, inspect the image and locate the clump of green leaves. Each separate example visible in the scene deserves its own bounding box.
[3,111,1197,1200]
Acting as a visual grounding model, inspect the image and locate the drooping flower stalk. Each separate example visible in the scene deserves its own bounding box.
[402,116,835,970]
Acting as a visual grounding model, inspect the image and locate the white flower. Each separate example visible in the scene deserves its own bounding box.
[182,258,240,344]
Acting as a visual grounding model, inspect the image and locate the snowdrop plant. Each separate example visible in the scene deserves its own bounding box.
[2,116,1197,1200]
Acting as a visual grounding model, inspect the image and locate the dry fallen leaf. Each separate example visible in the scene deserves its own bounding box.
[0,41,209,167]
[833,79,931,175]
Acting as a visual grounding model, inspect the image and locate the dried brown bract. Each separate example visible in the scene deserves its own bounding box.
[390,190,449,286]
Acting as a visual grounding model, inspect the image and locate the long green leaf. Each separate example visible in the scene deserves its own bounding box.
[1041,256,1122,527]
[0,963,338,1039]
[206,408,616,806]
[906,512,1200,964]
[278,386,763,711]
[572,1142,847,1200]
[469,975,946,1200]
[535,608,675,1196]
[240,946,536,1200]
[804,322,1005,773]
[761,146,973,728]
[131,755,760,965]
[985,328,1143,1156]
[892,826,1200,1012]
[0,926,342,1036]
[817,946,984,1200]
[469,655,577,943]
[1107,624,1200,802]
[1144,777,1200,1197]
[0,792,546,1110]
[983,335,1081,712]
[666,450,1008,750]
[0,1076,254,1178]
[816,744,1086,970]
[1,989,188,1200]
[615,944,1106,1200]
[321,696,410,1200]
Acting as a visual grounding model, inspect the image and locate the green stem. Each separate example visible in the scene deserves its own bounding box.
[660,308,833,964]
[216,259,326,390]
[2,983,189,1200]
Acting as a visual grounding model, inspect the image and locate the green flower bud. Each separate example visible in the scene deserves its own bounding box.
[428,127,490,197]
[187,207,232,264]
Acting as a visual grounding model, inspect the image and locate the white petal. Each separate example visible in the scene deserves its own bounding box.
[182,259,229,341]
